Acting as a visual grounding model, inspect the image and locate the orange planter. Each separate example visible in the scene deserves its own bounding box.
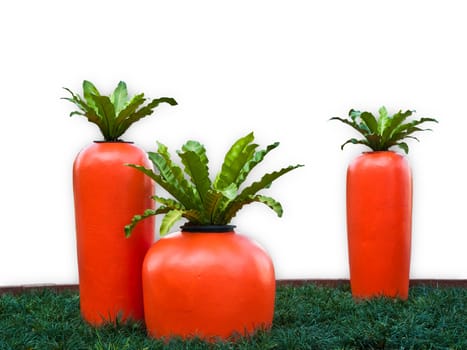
[73,142,155,325]
[346,151,412,300]
[142,225,275,341]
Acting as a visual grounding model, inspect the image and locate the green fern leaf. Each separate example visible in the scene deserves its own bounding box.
[114,94,146,124]
[69,111,85,117]
[330,116,369,135]
[180,209,205,224]
[219,183,238,200]
[222,194,283,223]
[238,164,304,199]
[62,89,86,113]
[360,112,378,133]
[148,148,202,210]
[340,138,370,150]
[62,88,101,125]
[119,97,177,133]
[381,110,413,145]
[178,149,211,204]
[396,142,409,154]
[177,141,211,206]
[236,142,279,188]
[91,95,117,140]
[392,117,437,136]
[153,143,204,211]
[160,210,183,236]
[82,80,100,112]
[255,195,284,217]
[214,132,257,190]
[366,134,383,151]
[377,106,390,135]
[124,207,170,238]
[151,196,185,210]
[150,196,204,223]
[126,163,196,212]
[182,140,210,167]
[110,81,129,116]
[155,142,192,189]
[146,153,201,210]
[204,189,225,223]
[211,183,238,223]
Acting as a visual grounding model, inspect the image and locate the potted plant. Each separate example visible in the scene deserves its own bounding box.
[63,80,177,325]
[125,132,303,341]
[331,106,437,300]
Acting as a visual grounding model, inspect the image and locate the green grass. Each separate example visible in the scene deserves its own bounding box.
[0,284,465,349]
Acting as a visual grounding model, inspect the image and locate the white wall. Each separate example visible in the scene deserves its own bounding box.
[1,0,466,286]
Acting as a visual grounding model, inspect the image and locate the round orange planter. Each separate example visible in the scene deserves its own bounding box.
[142,225,275,341]
[73,142,155,325]
[346,151,412,300]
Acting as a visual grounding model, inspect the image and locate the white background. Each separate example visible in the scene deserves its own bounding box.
[1,0,466,286]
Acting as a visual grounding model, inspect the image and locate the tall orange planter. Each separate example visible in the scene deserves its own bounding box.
[346,151,412,300]
[73,142,155,325]
[142,225,275,341]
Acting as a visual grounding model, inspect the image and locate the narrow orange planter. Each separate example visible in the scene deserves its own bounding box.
[142,225,275,341]
[73,142,155,325]
[346,151,412,300]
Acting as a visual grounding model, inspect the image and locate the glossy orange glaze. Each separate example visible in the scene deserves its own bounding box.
[142,230,276,341]
[346,151,412,300]
[73,142,155,325]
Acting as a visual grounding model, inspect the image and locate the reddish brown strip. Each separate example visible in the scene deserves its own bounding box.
[1,280,466,296]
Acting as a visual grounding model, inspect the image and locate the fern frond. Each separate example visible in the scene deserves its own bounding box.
[62,81,177,141]
[177,142,211,207]
[222,194,283,223]
[214,132,257,190]
[236,142,279,188]
[126,132,303,234]
[238,164,304,199]
[332,106,437,153]
[124,207,170,238]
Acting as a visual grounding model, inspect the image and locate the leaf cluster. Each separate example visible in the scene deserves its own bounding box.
[62,81,177,141]
[330,106,437,153]
[125,132,303,236]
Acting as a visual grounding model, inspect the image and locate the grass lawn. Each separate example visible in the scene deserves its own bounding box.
[0,283,465,349]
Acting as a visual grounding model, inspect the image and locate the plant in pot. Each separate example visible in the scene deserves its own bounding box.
[125,132,303,341]
[331,106,437,300]
[63,80,177,325]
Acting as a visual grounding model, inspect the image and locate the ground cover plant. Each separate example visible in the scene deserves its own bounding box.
[1,283,465,349]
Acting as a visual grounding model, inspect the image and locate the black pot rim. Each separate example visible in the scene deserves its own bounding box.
[180,224,236,233]
[93,140,134,144]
